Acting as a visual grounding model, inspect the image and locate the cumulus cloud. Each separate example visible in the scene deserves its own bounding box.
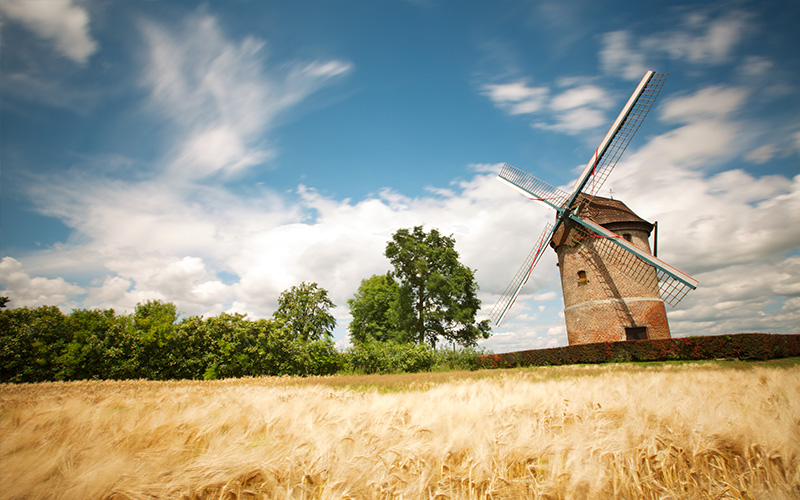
[0,257,83,308]
[2,7,798,354]
[10,82,799,350]
[0,0,98,64]
[6,146,800,349]
[475,79,800,347]
[604,86,800,337]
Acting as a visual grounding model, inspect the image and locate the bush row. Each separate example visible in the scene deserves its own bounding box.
[342,341,484,374]
[476,333,800,369]
[0,303,483,383]
[0,303,342,383]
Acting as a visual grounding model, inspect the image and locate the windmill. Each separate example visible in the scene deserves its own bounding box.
[489,71,698,345]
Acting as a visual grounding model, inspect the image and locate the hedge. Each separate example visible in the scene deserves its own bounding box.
[476,333,800,369]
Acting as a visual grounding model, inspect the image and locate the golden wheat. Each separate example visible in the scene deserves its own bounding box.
[1,362,799,499]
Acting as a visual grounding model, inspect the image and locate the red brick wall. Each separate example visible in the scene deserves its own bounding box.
[556,224,671,345]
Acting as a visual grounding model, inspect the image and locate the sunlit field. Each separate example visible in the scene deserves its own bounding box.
[2,361,799,499]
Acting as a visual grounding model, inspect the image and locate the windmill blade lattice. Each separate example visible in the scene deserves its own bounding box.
[582,73,668,197]
[498,164,570,209]
[571,224,694,307]
[489,222,554,325]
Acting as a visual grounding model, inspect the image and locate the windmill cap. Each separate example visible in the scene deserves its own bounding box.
[576,195,653,229]
[551,195,654,248]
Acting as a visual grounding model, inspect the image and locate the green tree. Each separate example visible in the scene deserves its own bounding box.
[384,226,491,348]
[201,313,259,379]
[273,282,336,342]
[0,306,70,382]
[347,273,411,344]
[61,308,124,380]
[130,300,179,379]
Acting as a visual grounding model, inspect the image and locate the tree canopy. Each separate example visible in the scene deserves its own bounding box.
[274,281,336,342]
[384,226,490,348]
[347,273,411,345]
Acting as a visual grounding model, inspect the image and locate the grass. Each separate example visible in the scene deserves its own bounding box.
[1,359,799,499]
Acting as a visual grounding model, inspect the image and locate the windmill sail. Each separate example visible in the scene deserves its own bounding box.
[497,164,570,210]
[572,72,668,200]
[569,216,697,306]
[490,70,695,328]
[489,223,555,325]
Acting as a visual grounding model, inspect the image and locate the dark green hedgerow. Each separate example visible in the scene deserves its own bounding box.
[476,333,800,369]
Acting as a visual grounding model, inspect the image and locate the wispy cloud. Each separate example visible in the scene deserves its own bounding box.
[2,5,798,354]
[481,81,549,115]
[601,10,754,80]
[0,0,98,64]
[140,11,352,180]
[482,79,614,134]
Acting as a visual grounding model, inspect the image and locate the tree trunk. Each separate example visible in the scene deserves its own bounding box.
[416,286,425,345]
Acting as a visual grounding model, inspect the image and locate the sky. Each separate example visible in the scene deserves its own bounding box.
[1,0,799,352]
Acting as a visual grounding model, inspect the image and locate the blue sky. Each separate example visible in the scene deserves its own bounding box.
[1,0,799,351]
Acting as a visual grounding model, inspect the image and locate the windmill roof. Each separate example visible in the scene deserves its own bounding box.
[577,195,651,227]
[551,195,653,248]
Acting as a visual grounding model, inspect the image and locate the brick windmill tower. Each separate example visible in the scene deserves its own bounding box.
[489,71,698,345]
[552,195,670,344]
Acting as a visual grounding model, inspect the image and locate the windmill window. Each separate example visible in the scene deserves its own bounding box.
[622,233,632,242]
[626,326,647,340]
[577,270,587,284]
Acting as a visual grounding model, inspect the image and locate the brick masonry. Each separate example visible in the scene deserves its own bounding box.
[553,200,671,345]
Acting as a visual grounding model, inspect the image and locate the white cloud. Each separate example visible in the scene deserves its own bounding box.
[660,85,748,123]
[12,83,798,345]
[3,8,798,355]
[85,276,133,311]
[603,84,800,337]
[599,31,647,80]
[0,0,97,64]
[481,81,548,115]
[645,11,752,65]
[601,11,754,80]
[550,85,610,111]
[6,148,800,346]
[0,257,83,308]
[535,106,607,134]
[745,144,778,164]
[738,55,774,78]
[7,163,556,332]
[483,80,613,135]
[140,11,351,180]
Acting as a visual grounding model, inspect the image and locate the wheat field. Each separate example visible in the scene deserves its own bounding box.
[1,362,799,499]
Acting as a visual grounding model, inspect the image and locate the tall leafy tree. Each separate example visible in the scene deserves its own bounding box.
[347,273,411,344]
[0,306,70,382]
[62,308,123,380]
[273,282,336,342]
[130,300,179,379]
[384,226,491,348]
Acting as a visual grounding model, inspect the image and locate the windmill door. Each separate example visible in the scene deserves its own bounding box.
[625,326,648,341]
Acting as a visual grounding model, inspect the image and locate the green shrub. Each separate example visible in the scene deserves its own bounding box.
[432,346,486,371]
[344,341,435,374]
